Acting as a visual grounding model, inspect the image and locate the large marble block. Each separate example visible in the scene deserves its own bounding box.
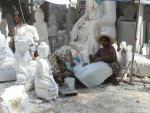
[73,62,112,88]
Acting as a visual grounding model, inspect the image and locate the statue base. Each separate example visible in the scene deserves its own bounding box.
[0,69,16,82]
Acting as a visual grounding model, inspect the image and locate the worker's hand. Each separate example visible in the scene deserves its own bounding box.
[89,55,95,63]
[95,57,102,62]
[71,62,76,67]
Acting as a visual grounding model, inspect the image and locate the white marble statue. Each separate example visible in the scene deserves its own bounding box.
[35,42,58,101]
[0,8,16,82]
[33,8,48,43]
[70,0,116,62]
[15,35,34,91]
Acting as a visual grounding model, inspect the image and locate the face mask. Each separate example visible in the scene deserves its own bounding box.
[95,0,102,5]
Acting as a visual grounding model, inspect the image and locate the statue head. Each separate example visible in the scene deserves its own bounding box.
[38,42,49,58]
[120,41,127,50]
[34,8,44,22]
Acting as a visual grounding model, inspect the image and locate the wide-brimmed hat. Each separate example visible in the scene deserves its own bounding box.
[96,29,115,44]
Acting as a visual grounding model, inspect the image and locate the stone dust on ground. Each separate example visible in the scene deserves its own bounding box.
[1,81,150,113]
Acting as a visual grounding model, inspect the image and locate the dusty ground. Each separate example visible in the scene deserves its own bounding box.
[1,81,150,113]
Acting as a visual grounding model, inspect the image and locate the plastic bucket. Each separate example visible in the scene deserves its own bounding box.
[65,77,75,89]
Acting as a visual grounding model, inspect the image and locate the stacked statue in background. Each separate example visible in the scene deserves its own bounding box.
[34,8,49,44]
[48,13,70,53]
[117,5,137,46]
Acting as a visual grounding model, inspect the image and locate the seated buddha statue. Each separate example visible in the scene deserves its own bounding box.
[35,42,58,100]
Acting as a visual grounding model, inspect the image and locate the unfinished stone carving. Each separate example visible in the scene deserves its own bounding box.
[1,85,29,113]
[35,42,58,100]
[15,34,34,91]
